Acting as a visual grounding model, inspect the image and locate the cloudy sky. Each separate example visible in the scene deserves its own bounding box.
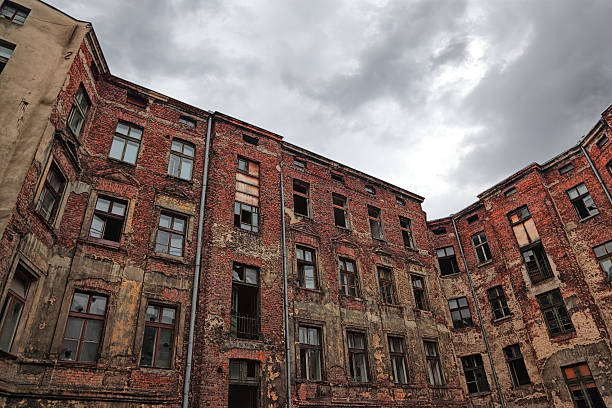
[48,0,612,219]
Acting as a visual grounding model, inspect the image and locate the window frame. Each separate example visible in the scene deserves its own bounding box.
[520,241,553,283]
[367,205,384,240]
[437,246,460,276]
[471,231,492,264]
[399,216,414,249]
[88,195,128,243]
[296,245,318,290]
[388,336,409,384]
[66,84,91,139]
[297,324,323,381]
[338,258,359,297]
[377,266,396,304]
[139,302,176,369]
[167,138,195,181]
[292,179,310,217]
[411,274,428,310]
[332,193,349,229]
[503,344,531,387]
[108,121,143,165]
[567,183,599,220]
[537,290,574,337]
[0,266,32,353]
[228,359,260,408]
[347,330,369,383]
[155,211,187,257]
[235,156,260,233]
[461,354,490,394]
[423,340,444,385]
[35,161,67,224]
[486,285,511,320]
[593,240,612,281]
[0,40,15,74]
[448,297,473,329]
[230,263,260,340]
[0,1,29,25]
[562,362,606,408]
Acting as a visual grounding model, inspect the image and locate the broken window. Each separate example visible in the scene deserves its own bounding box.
[471,232,492,264]
[399,216,414,248]
[178,115,196,127]
[424,340,444,385]
[228,359,259,408]
[503,344,530,386]
[508,206,539,247]
[126,92,147,108]
[0,40,15,74]
[388,336,408,384]
[168,139,194,180]
[0,1,28,24]
[332,193,349,228]
[330,171,344,182]
[365,185,376,195]
[562,362,606,408]
[0,265,32,352]
[437,246,459,276]
[67,85,91,138]
[298,325,322,381]
[537,289,574,337]
[396,196,405,206]
[231,264,260,340]
[368,205,384,240]
[293,179,310,217]
[432,227,446,235]
[520,242,552,283]
[448,297,473,329]
[487,285,511,320]
[89,195,127,242]
[559,163,574,175]
[339,258,358,297]
[36,163,66,223]
[140,304,175,369]
[461,354,490,394]
[347,331,368,382]
[296,246,317,289]
[243,134,259,145]
[60,292,107,362]
[109,122,142,164]
[155,212,186,257]
[593,240,612,281]
[377,266,395,304]
[235,157,260,232]
[411,275,428,310]
[567,183,599,220]
[467,214,479,224]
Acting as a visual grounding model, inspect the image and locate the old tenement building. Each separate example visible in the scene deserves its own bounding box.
[0,1,610,407]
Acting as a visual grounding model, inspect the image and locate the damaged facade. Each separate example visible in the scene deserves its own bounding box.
[0,1,610,407]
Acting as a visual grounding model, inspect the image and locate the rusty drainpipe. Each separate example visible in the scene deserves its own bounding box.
[451,216,506,408]
[182,112,214,408]
[580,143,612,205]
[279,161,293,408]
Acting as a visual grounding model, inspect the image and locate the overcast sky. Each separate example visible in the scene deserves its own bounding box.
[47,0,612,219]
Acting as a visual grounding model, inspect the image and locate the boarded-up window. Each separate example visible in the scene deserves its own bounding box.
[235,157,260,232]
[508,206,539,247]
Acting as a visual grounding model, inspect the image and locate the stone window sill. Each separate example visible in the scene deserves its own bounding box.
[476,259,493,268]
[151,252,188,265]
[578,213,599,223]
[78,237,125,252]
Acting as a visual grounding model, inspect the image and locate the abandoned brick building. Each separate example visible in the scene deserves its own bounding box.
[0,1,610,407]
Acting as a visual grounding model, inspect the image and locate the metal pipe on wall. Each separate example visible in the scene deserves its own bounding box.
[279,162,293,408]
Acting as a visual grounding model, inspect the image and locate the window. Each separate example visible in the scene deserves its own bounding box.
[567,183,599,220]
[365,185,375,195]
[377,266,395,304]
[0,1,28,24]
[168,139,194,180]
[126,92,147,108]
[0,266,31,352]
[89,195,127,242]
[155,212,186,257]
[424,340,444,385]
[331,171,344,182]
[399,217,414,248]
[471,232,492,264]
[467,214,479,224]
[432,227,446,235]
[67,85,91,138]
[231,264,259,340]
[0,40,15,74]
[140,304,175,368]
[228,359,259,408]
[559,163,574,175]
[293,179,310,217]
[448,297,473,329]
[411,275,428,310]
[36,163,66,223]
[109,122,142,164]
[487,286,510,320]
[60,292,107,362]
[461,354,490,394]
[243,134,259,145]
[347,331,368,382]
[593,240,612,281]
[388,336,408,384]
[396,196,405,206]
[178,116,196,127]
[298,326,322,381]
[503,344,530,386]
[368,205,383,240]
[332,193,349,228]
[339,258,359,297]
[537,290,574,337]
[296,246,317,289]
[596,134,608,148]
[508,206,540,247]
[235,157,260,232]
[437,246,459,276]
[562,362,606,408]
[521,242,552,283]
[504,187,517,197]
[294,158,306,169]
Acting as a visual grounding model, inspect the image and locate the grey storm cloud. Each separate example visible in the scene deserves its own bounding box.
[46,0,612,219]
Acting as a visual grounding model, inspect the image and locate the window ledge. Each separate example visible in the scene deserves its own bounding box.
[428,384,449,389]
[56,359,98,368]
[440,273,461,279]
[529,275,555,286]
[139,366,175,373]
[0,349,18,360]
[492,315,513,325]
[372,237,386,243]
[340,294,365,302]
[476,259,494,268]
[296,378,328,385]
[295,214,312,221]
[78,237,125,252]
[347,381,371,386]
[234,226,261,236]
[451,325,477,332]
[107,157,136,167]
[578,213,599,223]
[414,308,432,314]
[295,286,323,294]
[165,174,193,184]
[468,391,492,397]
[549,331,577,342]
[404,246,418,252]
[380,302,403,310]
[151,252,188,265]
[334,225,352,233]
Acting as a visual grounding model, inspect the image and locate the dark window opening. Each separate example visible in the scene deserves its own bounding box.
[487,286,511,320]
[126,92,147,108]
[0,40,15,74]
[347,331,368,382]
[89,196,127,242]
[243,134,259,145]
[229,360,259,408]
[388,336,408,384]
[567,183,599,220]
[537,290,574,337]
[293,179,309,217]
[562,362,605,408]
[594,240,612,281]
[339,258,358,297]
[368,205,383,240]
[179,116,196,127]
[521,242,552,283]
[296,246,317,289]
[472,232,492,264]
[504,187,517,197]
[90,61,100,80]
[60,292,107,362]
[332,193,349,228]
[377,266,395,304]
[449,297,473,329]
[432,227,446,235]
[140,304,175,368]
[596,134,608,148]
[294,158,306,169]
[396,196,405,206]
[231,264,260,340]
[0,1,29,24]
[411,275,428,310]
[67,85,91,138]
[437,246,459,276]
[298,326,322,381]
[559,163,574,175]
[234,202,259,232]
[365,185,376,195]
[399,216,414,248]
[503,344,530,386]
[331,171,344,182]
[461,354,490,394]
[36,163,66,223]
[0,266,31,352]
[424,340,444,385]
[467,214,479,224]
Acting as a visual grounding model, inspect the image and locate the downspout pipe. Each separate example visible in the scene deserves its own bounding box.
[580,143,612,205]
[451,216,506,408]
[279,162,293,408]
[183,112,214,408]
